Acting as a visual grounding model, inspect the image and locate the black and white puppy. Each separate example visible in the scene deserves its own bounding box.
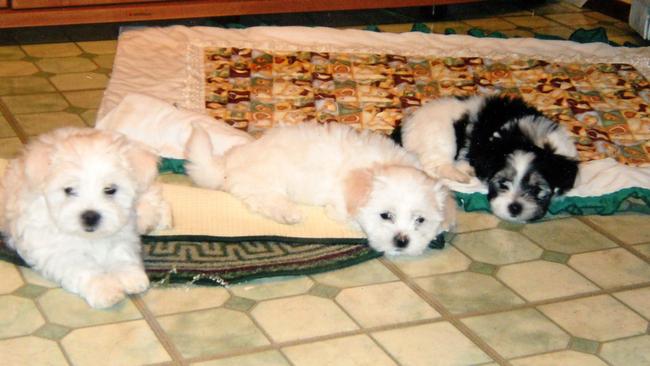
[391,95,579,222]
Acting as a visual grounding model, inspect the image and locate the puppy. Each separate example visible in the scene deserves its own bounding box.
[393,95,578,222]
[0,127,172,308]
[186,122,454,256]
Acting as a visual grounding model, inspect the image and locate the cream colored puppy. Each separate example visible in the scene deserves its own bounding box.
[186,123,454,256]
[0,127,172,308]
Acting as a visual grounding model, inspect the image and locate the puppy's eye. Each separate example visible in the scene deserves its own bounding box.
[103,185,118,196]
[497,179,509,190]
[63,187,76,196]
[415,216,426,225]
[380,211,393,221]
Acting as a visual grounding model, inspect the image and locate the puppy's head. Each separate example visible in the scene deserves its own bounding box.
[345,165,453,256]
[487,149,577,222]
[23,127,158,238]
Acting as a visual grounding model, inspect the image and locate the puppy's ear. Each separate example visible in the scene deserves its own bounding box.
[343,168,374,216]
[430,179,456,232]
[124,142,159,192]
[23,141,53,189]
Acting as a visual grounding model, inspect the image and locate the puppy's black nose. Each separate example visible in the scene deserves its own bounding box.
[81,210,101,230]
[508,202,523,216]
[393,234,410,248]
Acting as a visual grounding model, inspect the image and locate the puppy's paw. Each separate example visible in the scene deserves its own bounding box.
[271,205,303,224]
[437,164,471,183]
[115,268,150,295]
[156,200,173,231]
[83,275,126,309]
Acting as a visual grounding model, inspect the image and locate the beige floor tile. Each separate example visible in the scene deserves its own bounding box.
[251,295,357,342]
[584,215,650,245]
[81,109,98,125]
[539,295,647,342]
[510,350,607,366]
[0,261,24,294]
[613,287,650,319]
[499,29,536,38]
[582,11,619,23]
[569,248,650,288]
[49,72,109,91]
[372,322,491,366]
[634,243,650,258]
[16,111,86,136]
[0,336,68,366]
[76,40,117,55]
[21,43,82,58]
[415,271,524,314]
[230,276,314,301]
[0,76,55,95]
[428,21,470,34]
[37,288,141,328]
[497,260,599,302]
[533,25,575,38]
[463,18,517,31]
[454,229,543,265]
[193,350,290,366]
[503,15,559,28]
[93,54,116,69]
[0,295,45,338]
[529,2,582,15]
[336,282,438,327]
[609,34,649,46]
[462,308,570,359]
[455,211,501,233]
[37,57,98,74]
[158,308,269,358]
[545,13,600,27]
[1,93,69,114]
[142,286,230,316]
[389,246,471,278]
[63,89,105,109]
[62,319,171,365]
[0,137,24,159]
[19,267,59,288]
[0,117,13,140]
[283,335,397,366]
[0,45,26,61]
[377,23,415,33]
[0,60,38,77]
[521,218,616,254]
[311,259,397,288]
[600,335,650,366]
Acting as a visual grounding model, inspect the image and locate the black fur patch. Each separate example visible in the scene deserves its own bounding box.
[390,125,403,146]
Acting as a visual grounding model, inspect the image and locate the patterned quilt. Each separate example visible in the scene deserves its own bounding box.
[203,47,649,166]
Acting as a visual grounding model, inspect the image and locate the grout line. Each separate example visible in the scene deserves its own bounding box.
[578,217,650,264]
[379,257,512,366]
[0,98,29,144]
[131,295,187,366]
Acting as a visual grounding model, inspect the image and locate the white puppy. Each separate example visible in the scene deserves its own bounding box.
[0,127,172,308]
[186,123,454,256]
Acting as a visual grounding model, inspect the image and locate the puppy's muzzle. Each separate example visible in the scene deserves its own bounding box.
[81,210,102,232]
[393,233,410,249]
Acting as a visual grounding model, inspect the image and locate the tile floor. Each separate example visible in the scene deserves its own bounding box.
[0,1,649,365]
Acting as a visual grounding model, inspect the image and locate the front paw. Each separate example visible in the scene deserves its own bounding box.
[437,164,471,183]
[83,275,126,309]
[115,268,150,294]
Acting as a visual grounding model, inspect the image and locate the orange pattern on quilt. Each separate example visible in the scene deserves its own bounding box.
[203,47,650,166]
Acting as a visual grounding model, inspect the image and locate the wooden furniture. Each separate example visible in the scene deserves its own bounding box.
[0,0,482,29]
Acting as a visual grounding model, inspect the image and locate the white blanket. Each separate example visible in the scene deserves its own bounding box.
[97,25,650,198]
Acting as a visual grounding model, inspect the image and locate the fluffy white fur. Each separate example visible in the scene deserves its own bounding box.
[186,123,454,256]
[0,127,172,308]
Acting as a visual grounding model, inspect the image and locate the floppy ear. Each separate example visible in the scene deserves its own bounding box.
[430,179,456,232]
[124,141,159,192]
[343,168,374,216]
[22,140,54,190]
